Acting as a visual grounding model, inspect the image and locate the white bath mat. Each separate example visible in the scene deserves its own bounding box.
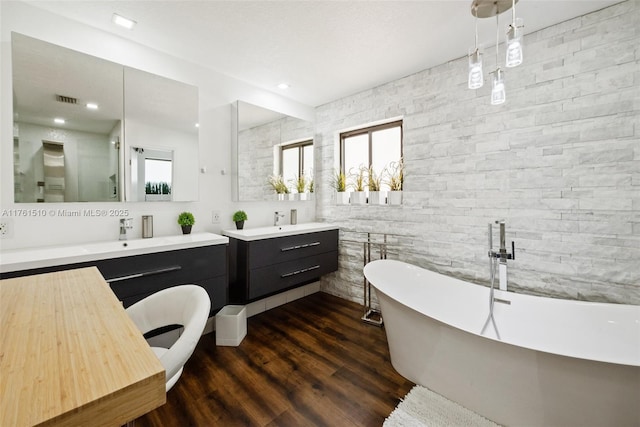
[384,385,501,427]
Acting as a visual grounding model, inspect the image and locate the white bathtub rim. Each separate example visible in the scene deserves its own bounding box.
[364,259,640,367]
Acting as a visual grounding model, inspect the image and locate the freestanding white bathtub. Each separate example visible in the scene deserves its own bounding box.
[364,259,640,427]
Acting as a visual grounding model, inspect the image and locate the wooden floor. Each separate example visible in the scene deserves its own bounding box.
[137,292,414,426]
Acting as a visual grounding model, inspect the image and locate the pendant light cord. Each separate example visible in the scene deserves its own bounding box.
[475,12,479,50]
[495,12,499,68]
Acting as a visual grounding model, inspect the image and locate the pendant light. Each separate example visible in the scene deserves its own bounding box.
[491,14,506,105]
[505,0,523,67]
[468,11,484,89]
[469,0,522,105]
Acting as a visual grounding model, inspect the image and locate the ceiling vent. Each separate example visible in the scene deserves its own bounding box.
[55,94,78,104]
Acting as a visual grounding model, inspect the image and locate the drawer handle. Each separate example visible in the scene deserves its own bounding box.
[106,265,182,283]
[281,264,320,278]
[281,241,321,252]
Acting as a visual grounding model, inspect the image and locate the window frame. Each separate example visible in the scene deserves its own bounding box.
[279,139,313,178]
[339,120,403,174]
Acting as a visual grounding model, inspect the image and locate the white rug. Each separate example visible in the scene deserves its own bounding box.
[384,385,501,427]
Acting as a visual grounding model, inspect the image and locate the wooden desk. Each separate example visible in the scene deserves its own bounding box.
[0,267,166,426]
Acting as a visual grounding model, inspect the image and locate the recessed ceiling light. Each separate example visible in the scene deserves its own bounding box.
[112,13,136,30]
[277,83,290,90]
[195,123,199,128]
[86,103,99,110]
[54,118,65,124]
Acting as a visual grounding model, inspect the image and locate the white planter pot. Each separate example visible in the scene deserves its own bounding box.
[145,194,171,201]
[336,191,349,205]
[368,191,387,205]
[351,191,366,205]
[388,191,403,205]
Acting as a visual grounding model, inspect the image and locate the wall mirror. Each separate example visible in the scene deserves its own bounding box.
[11,32,199,203]
[123,67,199,202]
[231,100,314,202]
[12,32,123,202]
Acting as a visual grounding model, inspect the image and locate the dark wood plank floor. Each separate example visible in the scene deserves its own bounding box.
[137,292,414,426]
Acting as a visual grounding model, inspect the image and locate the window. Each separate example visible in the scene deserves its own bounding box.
[280,140,313,184]
[144,158,172,195]
[340,120,402,191]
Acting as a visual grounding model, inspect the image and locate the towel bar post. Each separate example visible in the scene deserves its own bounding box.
[361,232,383,326]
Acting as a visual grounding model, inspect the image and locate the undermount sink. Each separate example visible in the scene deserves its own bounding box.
[0,232,228,273]
[222,222,338,241]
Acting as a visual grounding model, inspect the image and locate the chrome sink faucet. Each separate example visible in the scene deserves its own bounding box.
[274,211,285,226]
[119,218,133,240]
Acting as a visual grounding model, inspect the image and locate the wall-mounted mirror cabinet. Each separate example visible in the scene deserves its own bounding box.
[231,100,314,202]
[11,32,199,203]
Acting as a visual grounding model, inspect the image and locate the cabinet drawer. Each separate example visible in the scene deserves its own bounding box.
[104,245,226,300]
[248,230,338,269]
[248,250,338,300]
[121,275,227,313]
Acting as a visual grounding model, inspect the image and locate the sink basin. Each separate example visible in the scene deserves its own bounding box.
[0,232,228,274]
[222,222,338,241]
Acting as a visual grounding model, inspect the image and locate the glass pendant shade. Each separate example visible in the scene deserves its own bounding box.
[505,17,524,67]
[468,47,484,89]
[491,69,506,105]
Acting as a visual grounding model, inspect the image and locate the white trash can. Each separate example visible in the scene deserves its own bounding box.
[215,305,247,346]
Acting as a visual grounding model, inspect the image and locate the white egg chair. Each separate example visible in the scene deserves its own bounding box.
[126,284,211,391]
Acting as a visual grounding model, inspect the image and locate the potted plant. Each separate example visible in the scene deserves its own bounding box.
[367,166,385,205]
[232,210,247,230]
[177,211,195,234]
[349,166,367,205]
[332,169,349,205]
[294,174,307,200]
[268,174,289,201]
[386,158,404,205]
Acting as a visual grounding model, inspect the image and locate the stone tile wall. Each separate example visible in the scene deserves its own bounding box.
[316,1,640,305]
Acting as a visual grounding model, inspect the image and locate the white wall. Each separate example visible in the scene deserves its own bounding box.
[0,1,316,249]
[316,1,640,305]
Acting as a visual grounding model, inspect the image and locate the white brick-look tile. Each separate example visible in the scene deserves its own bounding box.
[315,1,640,306]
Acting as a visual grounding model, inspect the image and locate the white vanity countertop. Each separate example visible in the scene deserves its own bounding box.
[0,232,228,273]
[222,222,339,241]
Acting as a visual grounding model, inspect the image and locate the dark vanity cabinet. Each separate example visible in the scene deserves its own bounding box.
[0,244,228,315]
[228,229,338,303]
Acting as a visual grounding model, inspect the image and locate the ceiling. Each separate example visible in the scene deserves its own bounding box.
[24,0,620,107]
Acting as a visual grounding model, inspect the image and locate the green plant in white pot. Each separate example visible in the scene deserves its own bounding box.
[385,158,404,205]
[367,166,385,205]
[294,174,307,200]
[349,166,367,205]
[332,169,348,205]
[268,174,289,201]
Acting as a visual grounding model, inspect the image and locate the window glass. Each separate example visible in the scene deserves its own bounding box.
[281,146,299,183]
[145,158,172,194]
[343,133,368,176]
[302,144,314,178]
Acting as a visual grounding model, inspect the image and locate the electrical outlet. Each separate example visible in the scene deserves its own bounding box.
[212,210,221,224]
[0,218,14,239]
